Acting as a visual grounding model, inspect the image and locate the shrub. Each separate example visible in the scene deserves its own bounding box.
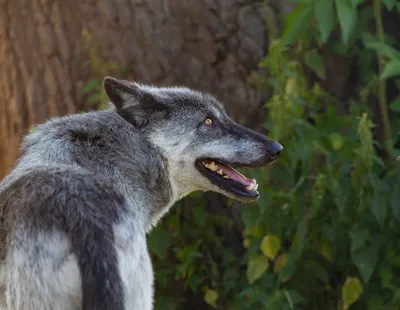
[149,1,400,309]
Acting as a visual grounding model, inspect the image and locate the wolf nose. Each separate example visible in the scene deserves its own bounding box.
[267,141,283,159]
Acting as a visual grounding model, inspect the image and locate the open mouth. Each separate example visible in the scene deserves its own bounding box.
[195,158,260,202]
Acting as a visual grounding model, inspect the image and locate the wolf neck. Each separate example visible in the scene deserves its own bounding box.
[148,129,199,203]
[111,141,182,233]
[141,151,180,231]
[143,148,194,231]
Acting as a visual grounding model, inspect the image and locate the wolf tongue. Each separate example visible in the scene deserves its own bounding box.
[218,163,252,186]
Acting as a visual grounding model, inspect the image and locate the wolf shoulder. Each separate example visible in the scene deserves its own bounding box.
[15,110,144,172]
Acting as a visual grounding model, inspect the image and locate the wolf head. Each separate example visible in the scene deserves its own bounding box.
[104,77,282,203]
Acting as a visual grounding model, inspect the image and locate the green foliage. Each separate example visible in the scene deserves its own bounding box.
[336,0,358,44]
[381,60,400,79]
[283,3,314,45]
[149,0,400,309]
[315,0,335,42]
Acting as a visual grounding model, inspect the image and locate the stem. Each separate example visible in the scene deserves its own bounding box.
[373,0,394,162]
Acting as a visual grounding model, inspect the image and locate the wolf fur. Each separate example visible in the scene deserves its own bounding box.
[0,77,282,310]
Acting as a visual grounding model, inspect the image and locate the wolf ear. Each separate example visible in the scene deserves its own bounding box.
[103,76,167,128]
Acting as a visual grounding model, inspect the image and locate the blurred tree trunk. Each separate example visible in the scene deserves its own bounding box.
[0,0,270,178]
[0,1,86,177]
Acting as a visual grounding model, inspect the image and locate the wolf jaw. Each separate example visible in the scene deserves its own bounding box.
[195,158,264,202]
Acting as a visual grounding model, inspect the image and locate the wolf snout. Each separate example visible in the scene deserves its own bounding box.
[267,141,283,159]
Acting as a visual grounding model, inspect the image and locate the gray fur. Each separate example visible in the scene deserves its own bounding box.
[0,77,282,310]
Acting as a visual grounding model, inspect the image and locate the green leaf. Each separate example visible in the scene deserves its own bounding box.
[264,291,286,309]
[148,226,174,259]
[390,190,400,222]
[381,60,400,79]
[352,246,378,283]
[329,132,344,150]
[372,191,388,226]
[260,235,281,259]
[247,255,270,284]
[315,0,335,42]
[362,33,400,60]
[283,3,314,45]
[389,96,400,112]
[383,0,397,10]
[342,277,363,310]
[273,253,289,272]
[304,49,326,79]
[204,289,218,308]
[379,264,393,287]
[350,227,369,253]
[335,0,358,44]
[351,0,367,7]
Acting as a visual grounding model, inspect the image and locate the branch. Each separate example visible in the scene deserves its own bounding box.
[373,0,394,163]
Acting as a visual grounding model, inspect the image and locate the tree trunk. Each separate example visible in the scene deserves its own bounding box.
[0,0,87,177]
[0,0,269,178]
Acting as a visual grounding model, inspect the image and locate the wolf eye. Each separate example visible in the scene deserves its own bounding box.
[204,118,213,126]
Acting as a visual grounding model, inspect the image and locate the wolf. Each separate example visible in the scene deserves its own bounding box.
[0,77,282,310]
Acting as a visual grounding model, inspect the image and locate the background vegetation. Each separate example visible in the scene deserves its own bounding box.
[1,0,400,309]
[148,1,400,309]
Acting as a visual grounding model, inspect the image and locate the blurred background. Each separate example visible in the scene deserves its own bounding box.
[1,0,400,309]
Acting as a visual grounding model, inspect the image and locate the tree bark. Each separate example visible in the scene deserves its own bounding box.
[0,0,269,178]
[0,0,87,177]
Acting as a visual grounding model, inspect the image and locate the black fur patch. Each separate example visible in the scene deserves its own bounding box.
[69,130,105,148]
[2,167,127,310]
